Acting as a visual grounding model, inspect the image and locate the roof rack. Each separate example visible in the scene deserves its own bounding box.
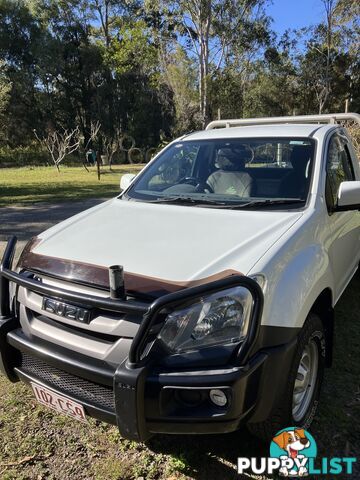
[206,113,360,130]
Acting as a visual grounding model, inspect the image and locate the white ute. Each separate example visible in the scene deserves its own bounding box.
[1,113,360,441]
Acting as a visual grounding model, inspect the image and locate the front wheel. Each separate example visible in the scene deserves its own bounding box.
[248,314,326,441]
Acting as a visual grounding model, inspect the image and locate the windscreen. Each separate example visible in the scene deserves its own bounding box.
[124,138,315,209]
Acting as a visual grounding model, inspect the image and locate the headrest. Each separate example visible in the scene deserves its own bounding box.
[290,145,312,169]
[216,147,248,171]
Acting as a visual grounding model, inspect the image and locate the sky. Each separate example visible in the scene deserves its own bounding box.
[267,0,326,35]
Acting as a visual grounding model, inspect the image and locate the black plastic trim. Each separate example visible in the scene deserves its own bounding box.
[0,321,297,440]
[0,235,17,318]
[7,329,115,387]
[0,317,20,382]
[15,368,117,426]
[332,204,360,212]
[2,268,149,315]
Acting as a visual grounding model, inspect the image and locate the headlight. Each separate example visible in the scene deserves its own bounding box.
[157,286,253,353]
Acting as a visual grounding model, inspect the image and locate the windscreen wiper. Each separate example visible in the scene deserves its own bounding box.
[133,196,305,209]
[220,198,306,210]
[146,196,226,206]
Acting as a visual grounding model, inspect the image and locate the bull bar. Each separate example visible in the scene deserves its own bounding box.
[0,236,270,441]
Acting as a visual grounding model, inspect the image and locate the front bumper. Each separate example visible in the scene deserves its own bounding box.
[0,237,295,441]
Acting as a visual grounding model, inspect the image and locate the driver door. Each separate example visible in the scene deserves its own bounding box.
[325,133,360,301]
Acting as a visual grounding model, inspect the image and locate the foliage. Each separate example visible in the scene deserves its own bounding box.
[242,42,299,117]
[0,0,358,162]
[0,61,11,135]
[162,46,199,134]
[106,20,158,77]
[0,144,51,167]
[347,123,360,158]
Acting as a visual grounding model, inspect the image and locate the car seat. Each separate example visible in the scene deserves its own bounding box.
[279,145,312,199]
[207,148,253,197]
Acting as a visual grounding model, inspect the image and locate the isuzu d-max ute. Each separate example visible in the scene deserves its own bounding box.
[1,113,360,442]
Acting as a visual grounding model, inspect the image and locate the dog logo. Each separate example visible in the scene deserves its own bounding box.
[270,427,317,477]
[238,427,355,476]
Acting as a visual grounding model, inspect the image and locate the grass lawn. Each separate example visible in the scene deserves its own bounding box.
[0,273,359,479]
[0,165,144,207]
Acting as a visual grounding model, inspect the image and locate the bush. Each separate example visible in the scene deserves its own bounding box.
[0,146,136,168]
[0,145,82,168]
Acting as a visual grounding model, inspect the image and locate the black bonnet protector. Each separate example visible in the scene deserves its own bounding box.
[16,236,245,299]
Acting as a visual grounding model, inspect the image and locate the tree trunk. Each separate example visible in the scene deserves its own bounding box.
[96,152,101,181]
[197,2,211,128]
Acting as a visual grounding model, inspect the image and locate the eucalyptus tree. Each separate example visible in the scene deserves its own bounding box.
[297,0,359,114]
[145,0,270,127]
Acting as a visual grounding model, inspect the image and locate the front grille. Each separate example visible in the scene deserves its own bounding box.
[18,352,115,412]
[33,312,121,344]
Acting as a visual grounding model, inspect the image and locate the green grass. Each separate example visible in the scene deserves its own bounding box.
[0,165,144,207]
[0,274,359,479]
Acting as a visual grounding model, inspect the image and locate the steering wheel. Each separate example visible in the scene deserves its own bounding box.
[177,176,198,186]
[177,176,214,193]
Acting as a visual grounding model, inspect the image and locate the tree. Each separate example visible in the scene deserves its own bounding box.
[104,17,173,146]
[103,127,121,168]
[0,61,11,139]
[161,46,199,134]
[146,0,270,128]
[39,0,103,142]
[34,127,80,172]
[0,0,48,145]
[1,0,359,159]
[242,45,299,117]
[297,0,359,114]
[181,0,212,127]
[312,0,337,114]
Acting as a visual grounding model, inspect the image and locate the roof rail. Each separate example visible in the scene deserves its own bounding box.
[206,113,360,130]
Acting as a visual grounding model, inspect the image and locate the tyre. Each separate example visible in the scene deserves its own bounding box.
[248,313,326,441]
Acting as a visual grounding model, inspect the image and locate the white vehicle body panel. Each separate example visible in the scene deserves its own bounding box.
[248,126,360,327]
[34,200,304,282]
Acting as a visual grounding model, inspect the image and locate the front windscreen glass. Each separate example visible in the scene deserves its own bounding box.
[124,138,315,209]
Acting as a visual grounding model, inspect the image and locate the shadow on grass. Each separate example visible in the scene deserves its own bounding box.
[0,165,144,207]
[0,182,119,205]
[145,274,360,479]
[147,428,267,479]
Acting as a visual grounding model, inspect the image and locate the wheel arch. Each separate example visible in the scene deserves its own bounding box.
[308,287,334,367]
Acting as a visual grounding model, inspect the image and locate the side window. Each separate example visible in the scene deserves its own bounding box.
[326,135,355,208]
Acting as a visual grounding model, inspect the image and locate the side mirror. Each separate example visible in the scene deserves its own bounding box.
[120,173,136,191]
[335,181,360,211]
